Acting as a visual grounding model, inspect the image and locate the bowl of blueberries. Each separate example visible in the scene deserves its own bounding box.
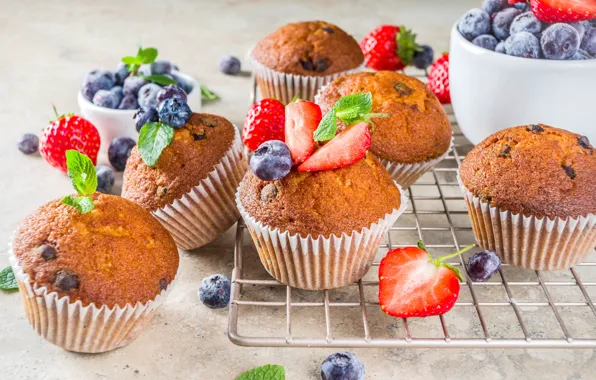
[449,0,596,145]
[78,52,201,152]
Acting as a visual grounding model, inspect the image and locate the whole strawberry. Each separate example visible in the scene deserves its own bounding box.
[530,0,596,23]
[360,25,419,71]
[40,108,100,172]
[242,98,285,151]
[428,53,450,104]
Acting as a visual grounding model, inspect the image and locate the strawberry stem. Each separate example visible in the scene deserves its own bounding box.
[432,244,475,266]
[52,104,60,119]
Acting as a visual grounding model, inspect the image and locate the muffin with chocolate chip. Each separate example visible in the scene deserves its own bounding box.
[122,113,248,250]
[459,124,596,270]
[316,71,453,188]
[250,21,364,103]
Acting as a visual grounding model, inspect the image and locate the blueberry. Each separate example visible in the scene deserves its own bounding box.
[495,41,506,54]
[171,72,193,94]
[114,62,130,85]
[84,70,115,91]
[123,76,148,96]
[111,85,124,105]
[138,83,162,108]
[513,2,529,11]
[119,94,139,110]
[570,21,589,40]
[108,137,136,171]
[157,98,192,128]
[92,89,120,109]
[17,133,39,155]
[472,34,499,51]
[467,250,501,282]
[541,23,580,60]
[198,274,231,309]
[412,45,434,69]
[510,12,542,36]
[249,140,292,181]
[134,107,159,132]
[83,69,100,85]
[481,0,506,15]
[219,55,241,75]
[320,352,365,380]
[492,8,522,40]
[150,60,173,75]
[581,27,596,57]
[156,85,188,105]
[81,82,100,101]
[570,49,592,60]
[505,32,541,58]
[138,64,153,76]
[96,165,115,194]
[458,8,491,41]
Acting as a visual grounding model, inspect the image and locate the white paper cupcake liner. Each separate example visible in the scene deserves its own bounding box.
[152,127,248,250]
[458,175,596,270]
[236,182,408,290]
[8,241,178,353]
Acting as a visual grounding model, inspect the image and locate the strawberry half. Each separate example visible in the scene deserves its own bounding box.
[242,98,286,151]
[378,242,474,318]
[530,0,596,23]
[285,100,322,164]
[297,122,371,172]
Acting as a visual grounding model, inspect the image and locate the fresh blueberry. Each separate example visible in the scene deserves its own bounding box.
[198,274,231,309]
[138,83,162,109]
[219,55,241,75]
[513,2,529,11]
[81,82,100,101]
[590,19,596,28]
[17,133,39,155]
[84,70,115,91]
[412,45,434,69]
[492,8,522,40]
[495,41,506,54]
[92,89,120,109]
[171,72,193,94]
[472,34,499,50]
[249,140,292,181]
[108,137,136,171]
[134,107,159,132]
[320,352,365,380]
[467,250,501,282]
[96,165,115,194]
[123,76,148,96]
[157,98,192,128]
[114,62,130,85]
[83,69,100,85]
[458,8,491,41]
[581,27,596,57]
[570,49,592,60]
[505,32,541,58]
[118,94,139,110]
[138,64,153,76]
[570,21,589,40]
[156,85,188,104]
[510,12,542,36]
[541,23,580,60]
[150,60,173,75]
[111,86,124,105]
[481,0,506,15]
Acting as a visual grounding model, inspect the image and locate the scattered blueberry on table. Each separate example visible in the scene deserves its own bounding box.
[219,55,242,75]
[320,352,365,380]
[108,137,136,171]
[96,165,115,194]
[467,250,501,282]
[412,45,434,69]
[17,133,39,155]
[199,274,231,309]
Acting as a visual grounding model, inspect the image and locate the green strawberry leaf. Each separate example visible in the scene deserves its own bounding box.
[200,84,219,101]
[236,365,285,380]
[138,122,175,167]
[417,240,426,251]
[62,195,94,214]
[313,108,337,142]
[65,150,97,196]
[443,263,464,282]
[0,266,18,291]
[396,26,419,66]
[142,74,178,86]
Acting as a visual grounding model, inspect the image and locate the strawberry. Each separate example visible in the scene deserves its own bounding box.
[360,25,419,71]
[530,0,596,23]
[39,109,100,173]
[297,122,371,172]
[243,98,285,151]
[428,53,450,104]
[284,100,322,164]
[378,242,474,318]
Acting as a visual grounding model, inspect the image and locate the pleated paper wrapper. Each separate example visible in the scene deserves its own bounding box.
[151,127,248,250]
[236,183,409,290]
[8,243,178,353]
[459,176,596,271]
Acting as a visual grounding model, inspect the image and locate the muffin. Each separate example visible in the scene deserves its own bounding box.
[9,193,179,353]
[459,124,596,270]
[123,113,248,250]
[250,21,364,104]
[316,71,453,188]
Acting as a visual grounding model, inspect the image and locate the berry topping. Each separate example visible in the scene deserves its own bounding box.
[219,55,242,75]
[118,94,139,110]
[156,85,187,104]
[505,32,541,58]
[92,89,120,109]
[36,245,57,261]
[412,44,434,69]
[510,12,543,36]
[467,250,501,282]
[123,76,148,96]
[284,99,322,164]
[157,98,192,128]
[578,135,591,149]
[527,124,544,133]
[428,53,451,104]
[541,23,580,60]
[54,269,79,291]
[360,25,420,71]
[138,83,162,108]
[562,164,576,179]
[320,352,365,380]
[458,8,491,41]
[108,137,136,172]
[530,0,596,23]
[96,165,115,194]
[17,133,39,155]
[199,274,231,309]
[472,34,499,50]
[134,106,159,132]
[242,98,285,151]
[260,183,279,203]
[492,8,522,40]
[250,140,293,181]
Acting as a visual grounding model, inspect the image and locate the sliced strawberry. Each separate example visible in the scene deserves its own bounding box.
[285,100,322,164]
[530,0,596,23]
[297,122,371,172]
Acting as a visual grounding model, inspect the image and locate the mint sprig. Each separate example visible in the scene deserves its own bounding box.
[121,46,177,86]
[61,150,98,214]
[236,365,285,380]
[200,84,219,102]
[0,266,18,291]
[138,122,175,167]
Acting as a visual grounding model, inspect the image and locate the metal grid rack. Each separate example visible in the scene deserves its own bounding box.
[227,72,596,349]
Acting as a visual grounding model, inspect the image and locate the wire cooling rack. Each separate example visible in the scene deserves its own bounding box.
[227,71,596,349]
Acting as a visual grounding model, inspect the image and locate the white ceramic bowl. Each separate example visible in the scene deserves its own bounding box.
[450,23,596,145]
[77,71,201,152]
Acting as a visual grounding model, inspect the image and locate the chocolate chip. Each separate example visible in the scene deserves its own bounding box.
[314,59,329,72]
[198,116,218,128]
[578,136,591,149]
[300,58,315,71]
[498,145,512,158]
[192,132,206,141]
[484,195,492,203]
[159,278,168,291]
[157,186,168,197]
[562,165,576,179]
[54,269,79,291]
[527,124,544,133]
[260,184,278,203]
[322,26,335,33]
[394,83,413,96]
[36,245,57,261]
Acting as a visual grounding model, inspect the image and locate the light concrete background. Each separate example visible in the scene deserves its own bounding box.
[1,0,595,379]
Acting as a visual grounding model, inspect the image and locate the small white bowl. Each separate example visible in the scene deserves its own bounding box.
[450,23,596,145]
[77,71,201,152]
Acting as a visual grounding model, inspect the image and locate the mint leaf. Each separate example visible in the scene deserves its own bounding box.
[334,92,373,125]
[200,84,219,101]
[143,74,177,86]
[65,150,97,196]
[62,195,94,214]
[0,266,17,291]
[139,122,175,167]
[313,108,337,142]
[236,365,285,380]
[139,47,158,64]
[122,56,139,65]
